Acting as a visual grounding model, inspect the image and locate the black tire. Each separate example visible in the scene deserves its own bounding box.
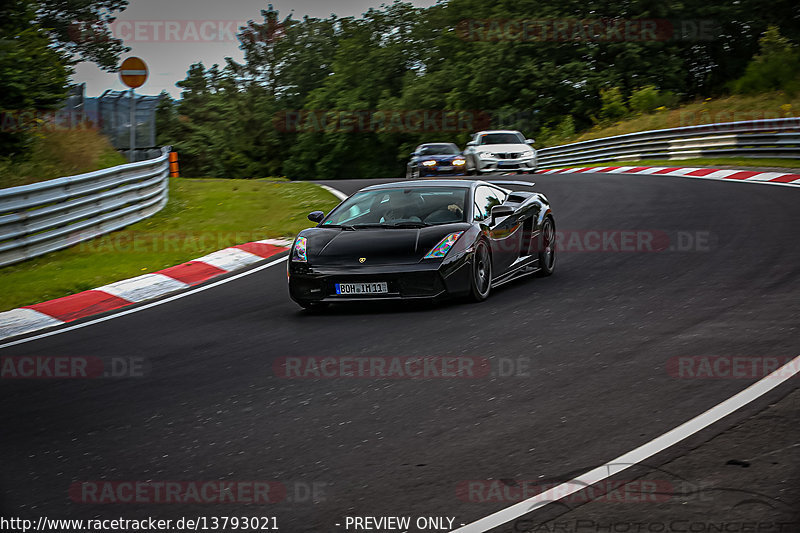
[469,240,492,301]
[536,216,556,277]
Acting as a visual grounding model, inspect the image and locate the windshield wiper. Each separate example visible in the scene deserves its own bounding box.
[344,222,430,229]
[384,222,430,228]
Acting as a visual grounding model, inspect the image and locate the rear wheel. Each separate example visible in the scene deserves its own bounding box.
[469,240,492,301]
[536,216,556,277]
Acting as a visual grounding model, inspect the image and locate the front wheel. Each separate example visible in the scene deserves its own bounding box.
[536,217,556,277]
[469,240,492,301]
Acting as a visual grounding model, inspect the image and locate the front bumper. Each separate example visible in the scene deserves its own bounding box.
[477,157,536,172]
[420,166,467,177]
[288,256,472,304]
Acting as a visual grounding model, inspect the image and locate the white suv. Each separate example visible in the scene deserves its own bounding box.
[463,130,537,174]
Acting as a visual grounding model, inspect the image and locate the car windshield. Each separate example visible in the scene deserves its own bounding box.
[322,187,468,227]
[418,144,459,156]
[479,133,524,145]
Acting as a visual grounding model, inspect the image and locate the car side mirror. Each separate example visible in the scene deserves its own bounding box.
[490,205,514,225]
[307,211,325,223]
[525,138,535,145]
[466,140,478,147]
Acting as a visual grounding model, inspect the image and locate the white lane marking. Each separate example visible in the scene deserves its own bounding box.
[695,169,741,179]
[319,184,348,201]
[745,172,787,181]
[451,354,800,533]
[97,273,189,303]
[660,167,703,176]
[653,172,800,188]
[0,308,65,340]
[0,256,288,350]
[543,168,800,188]
[194,247,265,271]
[254,238,294,247]
[633,167,669,174]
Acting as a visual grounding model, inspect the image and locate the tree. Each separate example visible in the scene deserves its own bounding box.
[38,0,129,70]
[0,1,72,156]
[731,27,800,94]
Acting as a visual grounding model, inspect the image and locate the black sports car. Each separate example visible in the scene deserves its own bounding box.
[406,143,467,178]
[287,179,556,309]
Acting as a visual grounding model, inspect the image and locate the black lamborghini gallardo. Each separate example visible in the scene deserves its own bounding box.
[287,179,555,309]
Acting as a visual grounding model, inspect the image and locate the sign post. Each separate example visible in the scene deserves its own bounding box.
[119,57,148,162]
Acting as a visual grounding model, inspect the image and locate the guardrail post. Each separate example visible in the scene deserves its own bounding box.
[169,151,180,177]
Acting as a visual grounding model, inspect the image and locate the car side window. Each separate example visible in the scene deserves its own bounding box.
[473,186,506,221]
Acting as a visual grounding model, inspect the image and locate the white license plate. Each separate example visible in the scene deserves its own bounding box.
[438,166,453,171]
[335,282,389,295]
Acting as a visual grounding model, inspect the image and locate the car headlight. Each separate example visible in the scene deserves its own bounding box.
[521,150,534,158]
[453,158,466,166]
[424,232,464,259]
[478,152,495,160]
[292,236,308,262]
[421,160,437,167]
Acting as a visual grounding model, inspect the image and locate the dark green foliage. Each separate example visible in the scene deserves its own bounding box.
[731,27,800,95]
[0,0,128,160]
[158,0,800,179]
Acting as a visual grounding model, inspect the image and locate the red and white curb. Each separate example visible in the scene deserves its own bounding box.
[536,165,800,186]
[0,238,292,340]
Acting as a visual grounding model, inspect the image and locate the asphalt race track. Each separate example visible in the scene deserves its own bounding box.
[1,173,798,531]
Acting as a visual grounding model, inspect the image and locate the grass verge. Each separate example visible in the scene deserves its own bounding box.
[540,91,799,148]
[0,129,128,189]
[0,178,340,312]
[543,158,800,171]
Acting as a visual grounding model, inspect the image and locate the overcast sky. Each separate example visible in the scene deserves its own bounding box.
[74,0,437,98]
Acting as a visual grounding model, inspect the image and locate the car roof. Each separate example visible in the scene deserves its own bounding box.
[417,142,458,146]
[473,130,523,136]
[360,179,489,191]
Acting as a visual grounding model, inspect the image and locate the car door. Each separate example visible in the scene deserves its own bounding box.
[473,185,521,275]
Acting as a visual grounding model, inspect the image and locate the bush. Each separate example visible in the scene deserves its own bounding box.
[599,87,628,122]
[629,86,678,114]
[731,26,800,95]
[537,115,576,147]
[0,128,125,188]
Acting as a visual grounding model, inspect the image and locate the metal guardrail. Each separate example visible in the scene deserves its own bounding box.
[536,117,800,168]
[0,147,171,267]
